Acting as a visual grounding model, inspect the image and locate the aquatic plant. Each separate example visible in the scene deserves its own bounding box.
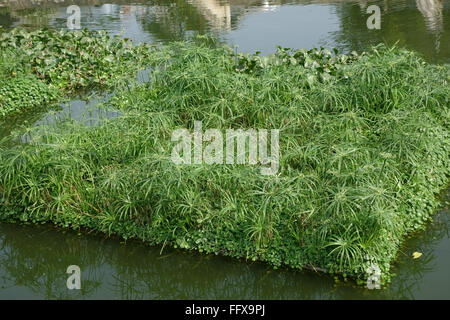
[0,28,153,90]
[0,48,58,115]
[0,38,448,284]
[0,28,153,117]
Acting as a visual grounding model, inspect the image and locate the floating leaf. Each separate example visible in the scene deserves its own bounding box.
[412,252,422,259]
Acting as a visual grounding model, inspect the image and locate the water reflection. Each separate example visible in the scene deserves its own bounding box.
[0,92,121,142]
[0,225,106,299]
[0,190,448,299]
[32,93,120,128]
[417,0,444,33]
[416,0,444,53]
[0,222,334,299]
[0,104,58,141]
[0,0,448,62]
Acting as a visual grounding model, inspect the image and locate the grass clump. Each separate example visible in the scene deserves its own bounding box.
[0,38,448,283]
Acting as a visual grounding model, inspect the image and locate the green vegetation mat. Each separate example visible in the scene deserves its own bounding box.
[0,33,449,283]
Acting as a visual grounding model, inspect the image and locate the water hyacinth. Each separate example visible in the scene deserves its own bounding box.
[0,28,153,117]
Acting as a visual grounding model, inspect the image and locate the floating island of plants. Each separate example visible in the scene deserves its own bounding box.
[0,29,449,286]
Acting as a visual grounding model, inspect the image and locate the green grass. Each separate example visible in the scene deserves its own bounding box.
[0,37,449,284]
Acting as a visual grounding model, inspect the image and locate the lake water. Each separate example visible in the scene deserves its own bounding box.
[0,0,449,299]
[1,0,449,63]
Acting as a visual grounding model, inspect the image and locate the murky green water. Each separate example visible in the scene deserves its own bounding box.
[0,0,449,299]
[0,191,448,299]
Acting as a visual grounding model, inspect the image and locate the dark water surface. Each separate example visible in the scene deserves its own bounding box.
[0,0,449,299]
[0,190,448,299]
